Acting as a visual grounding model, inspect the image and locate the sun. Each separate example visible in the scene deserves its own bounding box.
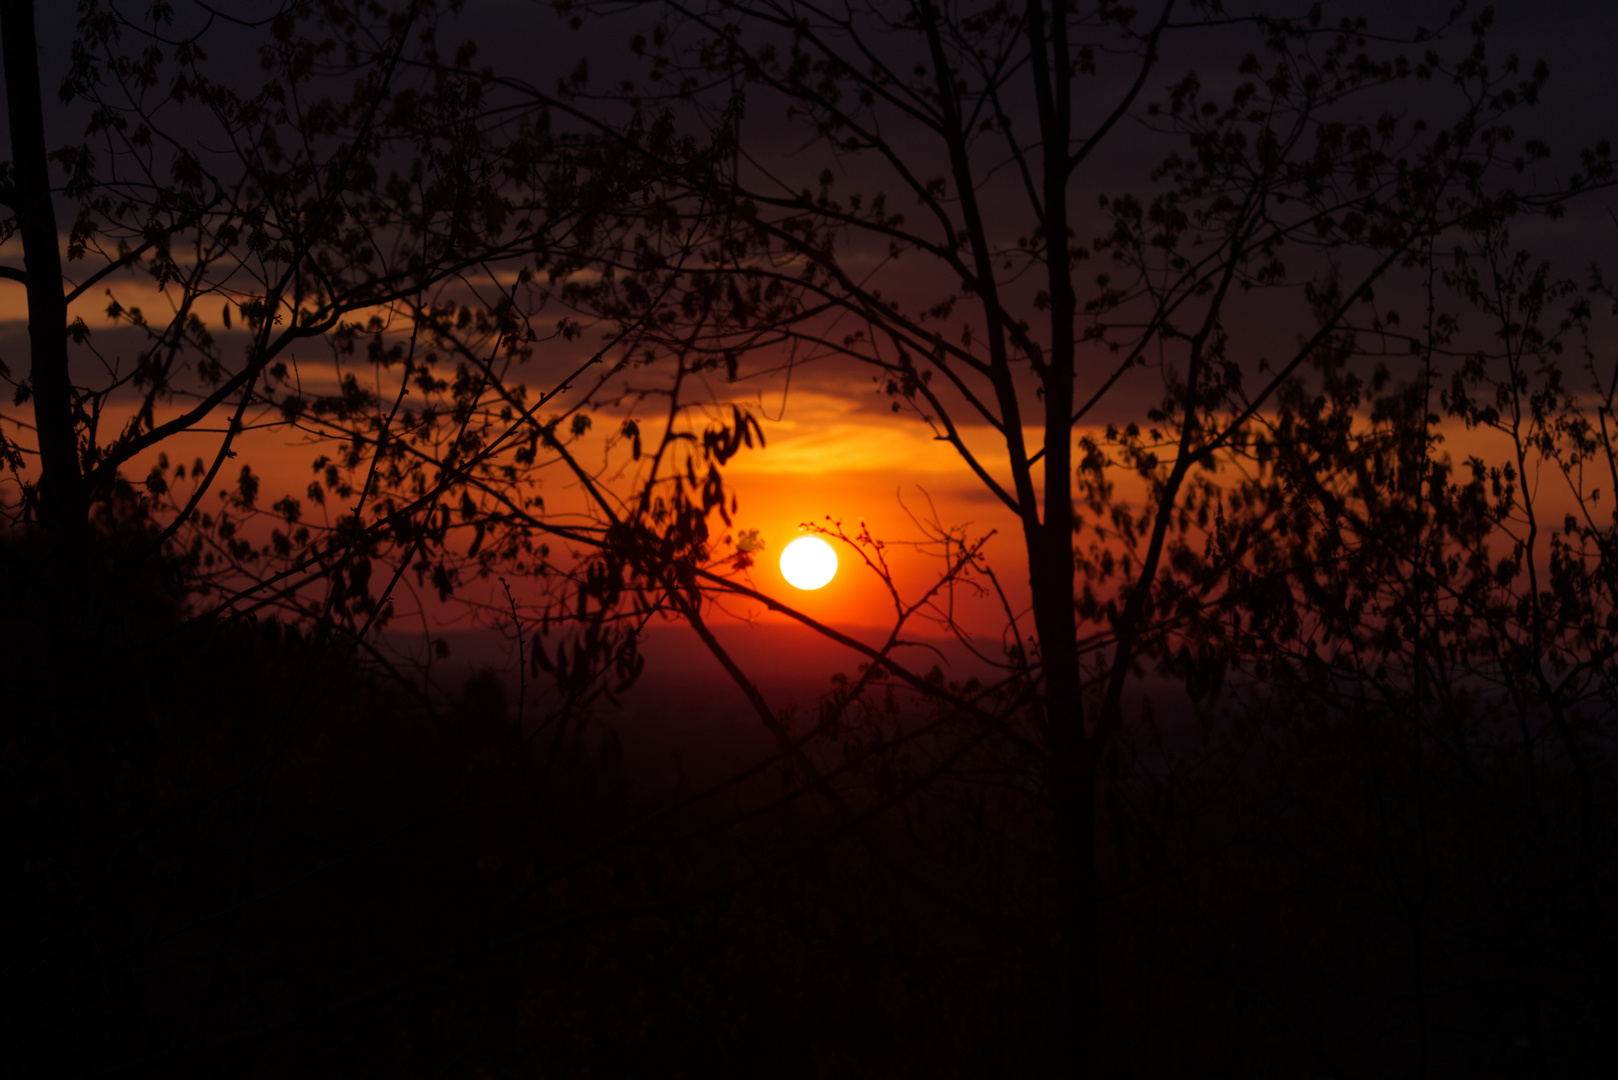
[779,535,838,590]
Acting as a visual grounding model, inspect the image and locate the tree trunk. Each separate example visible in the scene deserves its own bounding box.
[1025,438,1090,1072]
[2,0,86,549]
[1024,0,1088,1071]
[1044,660,1096,1077]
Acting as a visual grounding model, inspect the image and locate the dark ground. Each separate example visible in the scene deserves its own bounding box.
[3,546,1614,1077]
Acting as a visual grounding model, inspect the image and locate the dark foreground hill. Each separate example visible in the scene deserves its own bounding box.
[3,537,1614,1077]
[0,547,1056,1078]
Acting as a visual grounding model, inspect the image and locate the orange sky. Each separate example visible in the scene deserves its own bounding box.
[0,251,1036,644]
[3,279,1602,641]
[2,233,1610,675]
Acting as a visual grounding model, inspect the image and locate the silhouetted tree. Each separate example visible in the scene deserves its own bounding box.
[397,1,1606,1071]
[2,0,694,652]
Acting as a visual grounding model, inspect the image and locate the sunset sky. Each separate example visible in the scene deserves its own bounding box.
[4,0,1617,698]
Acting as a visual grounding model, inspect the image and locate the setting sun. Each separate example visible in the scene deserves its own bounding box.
[779,535,838,590]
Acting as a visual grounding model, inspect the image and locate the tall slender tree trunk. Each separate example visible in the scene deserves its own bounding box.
[3,0,86,550]
[1040,646,1095,1077]
[1022,0,1089,1071]
[2,9,122,1069]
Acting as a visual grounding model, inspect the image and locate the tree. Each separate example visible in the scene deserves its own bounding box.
[3,0,696,649]
[415,0,1606,1070]
[0,4,715,1068]
[1196,210,1618,1069]
[1,0,88,551]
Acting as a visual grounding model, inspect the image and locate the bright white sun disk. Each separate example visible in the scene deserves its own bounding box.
[779,535,838,590]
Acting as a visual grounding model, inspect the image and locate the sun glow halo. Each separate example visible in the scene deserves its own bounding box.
[779,535,838,590]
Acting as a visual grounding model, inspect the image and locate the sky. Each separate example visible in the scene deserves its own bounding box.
[5,0,1618,719]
